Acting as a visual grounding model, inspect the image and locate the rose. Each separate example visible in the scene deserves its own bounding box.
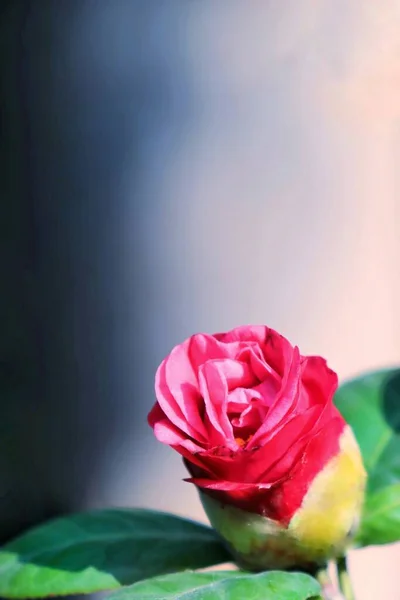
[148,325,366,569]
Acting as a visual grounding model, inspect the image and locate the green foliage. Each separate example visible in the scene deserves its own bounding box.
[105,570,321,600]
[0,509,231,598]
[335,368,400,546]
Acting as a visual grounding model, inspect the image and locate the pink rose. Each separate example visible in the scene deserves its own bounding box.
[148,325,366,568]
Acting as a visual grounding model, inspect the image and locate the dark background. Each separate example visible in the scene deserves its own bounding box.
[0,0,175,543]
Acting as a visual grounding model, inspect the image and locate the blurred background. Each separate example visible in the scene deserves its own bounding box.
[0,1,399,599]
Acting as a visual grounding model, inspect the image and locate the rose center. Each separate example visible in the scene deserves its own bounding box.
[226,378,279,445]
[234,434,253,447]
[227,397,268,444]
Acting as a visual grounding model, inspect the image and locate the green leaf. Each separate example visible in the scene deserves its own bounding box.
[358,484,400,545]
[334,368,400,546]
[105,570,321,600]
[0,509,232,598]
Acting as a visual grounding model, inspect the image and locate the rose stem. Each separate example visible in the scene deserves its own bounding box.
[336,555,355,600]
[315,565,346,600]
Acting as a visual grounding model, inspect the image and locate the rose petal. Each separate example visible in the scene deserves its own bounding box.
[155,359,205,442]
[247,346,301,448]
[214,325,268,345]
[184,480,281,517]
[237,344,281,385]
[198,358,256,446]
[216,326,294,378]
[251,406,322,482]
[252,378,280,407]
[230,396,265,432]
[260,327,294,378]
[226,396,249,413]
[301,355,338,406]
[188,333,239,368]
[153,419,205,452]
[164,342,208,439]
[198,361,238,448]
[184,478,273,491]
[147,401,166,429]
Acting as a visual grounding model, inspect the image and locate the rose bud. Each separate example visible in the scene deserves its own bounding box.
[148,325,366,570]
